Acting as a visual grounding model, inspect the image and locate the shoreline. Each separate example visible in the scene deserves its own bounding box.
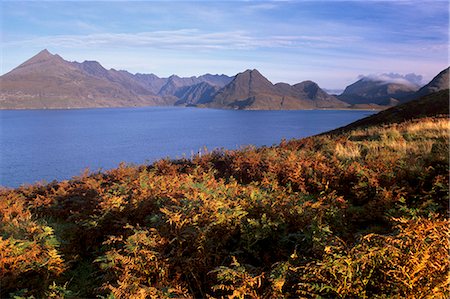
[0,105,384,112]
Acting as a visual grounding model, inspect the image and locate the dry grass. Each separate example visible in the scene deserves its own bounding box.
[335,142,361,159]
[346,117,448,157]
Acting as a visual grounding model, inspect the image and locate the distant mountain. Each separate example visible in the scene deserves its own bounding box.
[205,69,349,110]
[197,74,233,87]
[133,73,168,94]
[412,67,449,99]
[338,76,419,106]
[72,60,154,96]
[158,74,232,98]
[174,82,219,106]
[158,75,199,97]
[0,50,166,109]
[0,50,233,109]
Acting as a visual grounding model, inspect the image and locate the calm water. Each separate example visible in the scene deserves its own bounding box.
[0,107,374,187]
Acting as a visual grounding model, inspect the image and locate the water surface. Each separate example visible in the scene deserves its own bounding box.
[0,107,374,187]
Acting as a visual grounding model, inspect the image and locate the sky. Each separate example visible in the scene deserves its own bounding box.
[1,0,448,90]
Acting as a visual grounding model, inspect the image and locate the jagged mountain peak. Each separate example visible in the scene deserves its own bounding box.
[35,49,52,58]
[238,68,264,77]
[17,49,64,69]
[233,68,272,85]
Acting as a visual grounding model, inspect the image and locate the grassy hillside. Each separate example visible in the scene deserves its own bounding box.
[330,89,449,133]
[1,106,449,297]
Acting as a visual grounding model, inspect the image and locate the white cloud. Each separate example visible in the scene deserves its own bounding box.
[2,29,360,51]
[358,73,424,87]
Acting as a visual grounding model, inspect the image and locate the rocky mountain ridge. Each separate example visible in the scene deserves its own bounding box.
[1,50,448,110]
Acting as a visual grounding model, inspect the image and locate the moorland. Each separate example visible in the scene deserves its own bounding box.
[1,90,448,298]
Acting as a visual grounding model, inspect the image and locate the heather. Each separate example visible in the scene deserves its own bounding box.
[1,116,448,298]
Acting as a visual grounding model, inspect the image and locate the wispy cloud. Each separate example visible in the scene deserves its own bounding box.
[3,29,361,51]
[358,73,424,87]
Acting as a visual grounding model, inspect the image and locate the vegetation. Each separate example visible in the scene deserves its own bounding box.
[1,114,448,298]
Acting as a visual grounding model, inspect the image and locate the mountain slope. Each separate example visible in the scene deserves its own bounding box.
[411,67,449,99]
[157,74,232,100]
[174,82,219,106]
[197,74,233,87]
[133,73,169,94]
[72,60,155,96]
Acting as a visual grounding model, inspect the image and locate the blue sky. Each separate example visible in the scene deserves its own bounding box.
[1,0,448,89]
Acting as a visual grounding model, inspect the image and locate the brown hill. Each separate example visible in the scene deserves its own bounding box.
[207,69,349,110]
[0,50,166,109]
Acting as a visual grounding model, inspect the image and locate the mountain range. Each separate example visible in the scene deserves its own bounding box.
[0,49,448,110]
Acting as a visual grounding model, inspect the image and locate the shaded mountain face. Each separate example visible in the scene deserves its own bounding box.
[157,74,232,98]
[338,77,419,105]
[207,69,349,110]
[157,75,202,97]
[174,82,219,105]
[198,74,233,87]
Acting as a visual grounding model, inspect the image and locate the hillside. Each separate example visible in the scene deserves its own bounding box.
[330,89,449,133]
[1,91,448,298]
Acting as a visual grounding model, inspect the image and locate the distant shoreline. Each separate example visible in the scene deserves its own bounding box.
[0,105,384,112]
